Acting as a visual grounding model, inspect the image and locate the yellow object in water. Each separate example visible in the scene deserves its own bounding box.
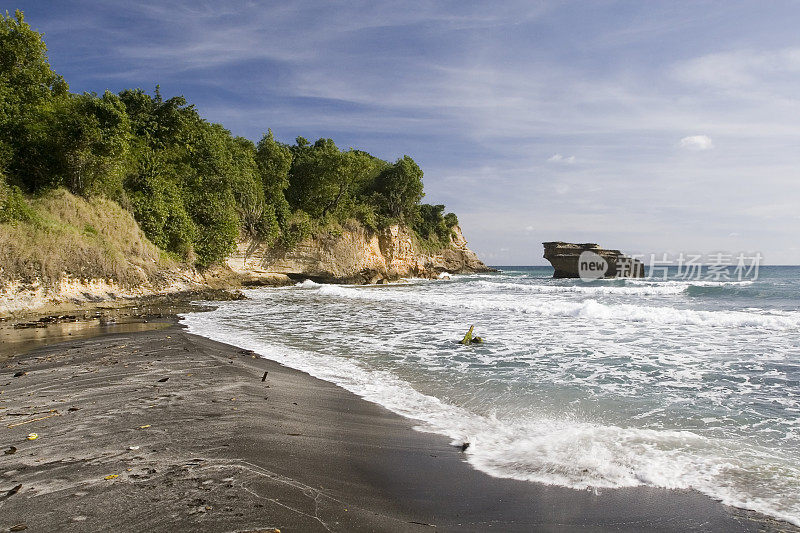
[26,433,38,440]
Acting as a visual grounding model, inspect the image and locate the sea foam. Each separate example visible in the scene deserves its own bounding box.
[183,309,800,526]
[309,284,800,330]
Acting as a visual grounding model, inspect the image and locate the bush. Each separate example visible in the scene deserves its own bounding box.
[0,176,34,223]
[281,210,313,247]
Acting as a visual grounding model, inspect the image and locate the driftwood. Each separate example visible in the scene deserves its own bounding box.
[459,325,483,345]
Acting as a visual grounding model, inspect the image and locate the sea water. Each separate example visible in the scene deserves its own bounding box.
[182,266,800,525]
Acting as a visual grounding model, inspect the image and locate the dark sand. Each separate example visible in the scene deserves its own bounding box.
[0,325,795,532]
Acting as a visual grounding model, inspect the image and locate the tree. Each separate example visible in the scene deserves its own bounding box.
[124,148,196,258]
[255,129,291,231]
[120,88,242,266]
[286,138,347,217]
[49,91,131,196]
[286,138,388,219]
[0,9,68,187]
[372,155,424,221]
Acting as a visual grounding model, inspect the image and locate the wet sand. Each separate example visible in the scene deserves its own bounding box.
[0,324,794,532]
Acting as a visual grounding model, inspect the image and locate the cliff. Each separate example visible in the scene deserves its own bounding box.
[227,223,491,284]
[0,191,489,315]
[543,241,644,279]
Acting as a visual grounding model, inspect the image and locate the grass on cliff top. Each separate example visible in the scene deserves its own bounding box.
[0,188,175,287]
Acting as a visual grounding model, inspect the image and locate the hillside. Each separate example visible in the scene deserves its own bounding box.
[0,189,488,314]
[0,11,489,314]
[0,188,204,314]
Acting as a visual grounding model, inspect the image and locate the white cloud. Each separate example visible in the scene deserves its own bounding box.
[679,135,714,151]
[547,154,576,163]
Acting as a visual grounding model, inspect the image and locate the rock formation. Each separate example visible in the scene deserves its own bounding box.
[227,224,491,285]
[542,241,644,279]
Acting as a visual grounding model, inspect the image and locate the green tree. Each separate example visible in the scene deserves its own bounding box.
[49,91,131,196]
[0,9,68,187]
[372,155,424,221]
[287,138,387,219]
[124,148,195,258]
[255,129,292,232]
[287,138,346,217]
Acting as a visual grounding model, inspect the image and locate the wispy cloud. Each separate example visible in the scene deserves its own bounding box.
[547,154,576,164]
[679,135,714,151]
[18,0,800,264]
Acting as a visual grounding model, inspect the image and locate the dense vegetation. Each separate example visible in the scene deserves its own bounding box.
[0,11,460,269]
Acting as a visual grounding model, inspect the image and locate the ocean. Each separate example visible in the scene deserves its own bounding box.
[183,266,800,525]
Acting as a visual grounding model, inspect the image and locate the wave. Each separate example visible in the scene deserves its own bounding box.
[182,312,800,526]
[474,279,757,296]
[311,284,800,331]
[474,280,687,295]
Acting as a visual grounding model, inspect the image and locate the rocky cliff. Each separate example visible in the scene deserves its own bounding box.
[543,241,644,279]
[227,224,490,284]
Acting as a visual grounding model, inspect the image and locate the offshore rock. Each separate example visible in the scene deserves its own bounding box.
[227,224,491,284]
[542,241,645,279]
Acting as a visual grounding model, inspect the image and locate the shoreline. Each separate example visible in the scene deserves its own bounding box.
[1,321,795,531]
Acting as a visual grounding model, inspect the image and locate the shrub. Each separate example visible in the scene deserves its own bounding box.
[0,176,34,223]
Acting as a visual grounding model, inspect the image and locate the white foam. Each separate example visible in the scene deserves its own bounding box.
[296,279,320,288]
[475,280,687,295]
[183,310,800,526]
[305,285,800,331]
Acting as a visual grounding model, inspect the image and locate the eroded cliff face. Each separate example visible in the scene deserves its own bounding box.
[226,224,490,284]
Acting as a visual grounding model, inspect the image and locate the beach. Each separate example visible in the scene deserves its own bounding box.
[1,318,790,532]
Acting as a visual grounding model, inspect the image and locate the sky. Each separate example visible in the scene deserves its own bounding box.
[7,1,800,264]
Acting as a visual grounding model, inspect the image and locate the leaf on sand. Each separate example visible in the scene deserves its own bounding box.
[104,474,119,480]
[26,433,38,440]
[138,425,151,429]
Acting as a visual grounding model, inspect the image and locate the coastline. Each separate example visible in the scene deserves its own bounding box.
[1,320,793,532]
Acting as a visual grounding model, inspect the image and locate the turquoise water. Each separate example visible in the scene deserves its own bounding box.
[184,266,800,525]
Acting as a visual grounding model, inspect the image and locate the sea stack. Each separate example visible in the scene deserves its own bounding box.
[542,241,645,279]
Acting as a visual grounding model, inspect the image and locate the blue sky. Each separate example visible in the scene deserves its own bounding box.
[8,1,800,264]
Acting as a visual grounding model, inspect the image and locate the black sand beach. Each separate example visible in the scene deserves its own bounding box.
[0,323,794,532]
